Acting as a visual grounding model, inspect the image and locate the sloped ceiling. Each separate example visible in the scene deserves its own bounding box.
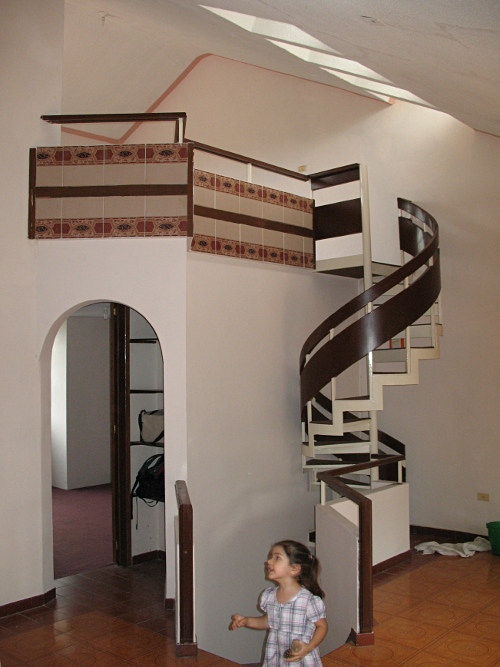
[63,0,500,136]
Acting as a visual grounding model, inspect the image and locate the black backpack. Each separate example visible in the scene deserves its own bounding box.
[131,454,165,509]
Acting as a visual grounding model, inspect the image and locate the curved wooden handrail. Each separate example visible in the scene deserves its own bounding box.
[300,199,440,410]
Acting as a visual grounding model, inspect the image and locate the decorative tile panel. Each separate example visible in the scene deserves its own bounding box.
[191,169,315,270]
[33,143,191,240]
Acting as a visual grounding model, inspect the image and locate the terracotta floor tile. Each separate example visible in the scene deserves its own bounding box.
[88,625,169,659]
[373,589,420,616]
[373,610,393,626]
[0,649,27,666]
[429,586,499,612]
[0,626,78,661]
[454,611,500,639]
[378,573,447,599]
[54,610,132,640]
[322,657,360,667]
[398,600,474,628]
[457,574,500,592]
[327,637,417,666]
[483,598,500,618]
[401,650,475,666]
[374,617,447,650]
[0,614,42,634]
[53,641,125,665]
[428,630,500,666]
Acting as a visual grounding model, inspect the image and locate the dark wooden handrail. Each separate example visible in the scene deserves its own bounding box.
[300,199,440,409]
[41,112,187,143]
[41,112,187,124]
[175,480,196,653]
[317,454,404,637]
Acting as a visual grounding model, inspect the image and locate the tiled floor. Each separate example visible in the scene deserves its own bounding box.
[1,548,500,666]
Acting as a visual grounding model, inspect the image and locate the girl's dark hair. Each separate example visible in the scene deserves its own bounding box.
[273,540,325,599]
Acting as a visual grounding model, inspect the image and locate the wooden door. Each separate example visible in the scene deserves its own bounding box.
[110,303,132,566]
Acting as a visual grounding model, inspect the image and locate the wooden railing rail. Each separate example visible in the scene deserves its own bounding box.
[175,480,197,656]
[317,454,404,641]
[42,112,187,143]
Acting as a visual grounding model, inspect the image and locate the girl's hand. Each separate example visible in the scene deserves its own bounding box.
[284,640,309,662]
[230,614,247,630]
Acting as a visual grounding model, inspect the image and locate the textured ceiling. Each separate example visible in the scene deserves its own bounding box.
[63,0,500,136]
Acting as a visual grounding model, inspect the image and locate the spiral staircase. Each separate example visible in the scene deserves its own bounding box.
[301,188,442,486]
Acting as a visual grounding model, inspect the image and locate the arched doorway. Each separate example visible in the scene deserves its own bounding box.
[51,302,165,577]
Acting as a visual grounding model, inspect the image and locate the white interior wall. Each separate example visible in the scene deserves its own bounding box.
[51,321,68,489]
[0,0,64,607]
[66,313,111,489]
[35,238,187,599]
[316,504,359,654]
[327,483,410,566]
[186,252,355,662]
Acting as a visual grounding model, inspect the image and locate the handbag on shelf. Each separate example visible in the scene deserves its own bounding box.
[138,409,164,444]
[131,453,165,506]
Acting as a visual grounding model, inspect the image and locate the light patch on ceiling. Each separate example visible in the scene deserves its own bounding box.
[321,70,433,107]
[201,6,338,52]
[201,5,432,111]
[267,41,392,84]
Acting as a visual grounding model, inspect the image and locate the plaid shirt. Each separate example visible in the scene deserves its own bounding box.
[260,586,326,667]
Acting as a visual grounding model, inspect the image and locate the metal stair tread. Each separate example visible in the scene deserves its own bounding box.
[304,459,355,467]
[305,433,365,445]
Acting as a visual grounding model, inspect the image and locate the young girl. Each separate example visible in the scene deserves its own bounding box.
[231,540,327,666]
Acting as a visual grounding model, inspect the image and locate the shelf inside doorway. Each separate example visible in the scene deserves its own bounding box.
[130,389,164,394]
[131,440,164,447]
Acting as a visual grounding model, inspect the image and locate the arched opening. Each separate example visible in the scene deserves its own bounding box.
[50,301,166,578]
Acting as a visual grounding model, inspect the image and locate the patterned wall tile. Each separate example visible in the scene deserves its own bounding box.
[62,218,102,239]
[217,237,241,259]
[34,220,61,239]
[191,234,216,254]
[215,174,239,196]
[147,144,189,163]
[194,170,217,190]
[146,216,188,237]
[263,245,284,265]
[239,181,263,202]
[106,145,143,164]
[241,242,262,262]
[108,217,142,238]
[285,249,304,268]
[36,147,70,166]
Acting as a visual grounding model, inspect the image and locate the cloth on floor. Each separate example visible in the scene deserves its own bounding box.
[414,536,491,557]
